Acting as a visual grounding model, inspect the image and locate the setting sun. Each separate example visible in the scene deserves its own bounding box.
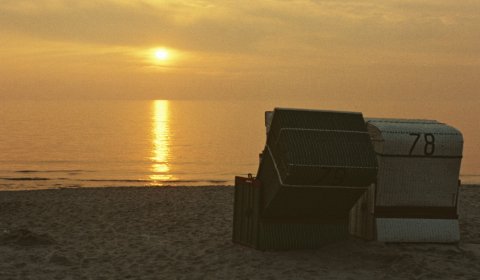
[154,48,169,61]
[146,47,184,68]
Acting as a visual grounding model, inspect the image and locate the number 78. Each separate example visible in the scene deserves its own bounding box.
[409,133,435,156]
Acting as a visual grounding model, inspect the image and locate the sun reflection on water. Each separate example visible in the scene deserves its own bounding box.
[151,100,173,182]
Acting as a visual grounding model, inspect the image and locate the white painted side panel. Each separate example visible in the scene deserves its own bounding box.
[375,157,461,207]
[376,218,460,243]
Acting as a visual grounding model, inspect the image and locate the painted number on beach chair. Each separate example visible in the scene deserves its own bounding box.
[409,133,435,156]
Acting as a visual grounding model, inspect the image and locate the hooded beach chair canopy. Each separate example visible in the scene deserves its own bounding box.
[258,108,378,218]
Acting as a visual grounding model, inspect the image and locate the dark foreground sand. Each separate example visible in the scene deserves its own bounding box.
[0,185,479,280]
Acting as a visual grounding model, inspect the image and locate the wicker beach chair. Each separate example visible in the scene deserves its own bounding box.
[233,108,378,250]
[349,118,463,242]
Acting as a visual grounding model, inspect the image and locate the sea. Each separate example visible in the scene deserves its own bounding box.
[1,100,479,190]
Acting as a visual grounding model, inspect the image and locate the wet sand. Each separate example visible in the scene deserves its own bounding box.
[0,185,479,280]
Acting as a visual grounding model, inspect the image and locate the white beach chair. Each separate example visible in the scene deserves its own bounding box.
[350,118,463,242]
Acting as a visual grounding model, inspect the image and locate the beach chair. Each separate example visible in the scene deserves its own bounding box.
[349,118,463,242]
[233,108,378,250]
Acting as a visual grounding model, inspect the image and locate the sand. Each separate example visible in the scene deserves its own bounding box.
[0,185,479,280]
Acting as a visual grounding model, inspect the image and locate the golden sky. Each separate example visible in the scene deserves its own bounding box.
[1,0,479,102]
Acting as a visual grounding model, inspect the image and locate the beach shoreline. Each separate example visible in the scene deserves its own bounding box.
[1,185,479,279]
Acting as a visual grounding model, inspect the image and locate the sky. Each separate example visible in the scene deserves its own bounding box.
[1,0,479,102]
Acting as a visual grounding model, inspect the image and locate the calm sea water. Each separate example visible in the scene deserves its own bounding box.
[0,100,268,190]
[0,100,479,190]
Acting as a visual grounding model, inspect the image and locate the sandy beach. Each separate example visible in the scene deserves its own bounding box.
[0,185,479,280]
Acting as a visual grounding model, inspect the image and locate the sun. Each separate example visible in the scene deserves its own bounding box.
[154,48,169,61]
[146,47,181,67]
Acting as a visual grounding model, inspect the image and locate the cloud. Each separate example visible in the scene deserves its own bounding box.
[1,0,479,58]
[1,0,479,96]
[0,0,271,54]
